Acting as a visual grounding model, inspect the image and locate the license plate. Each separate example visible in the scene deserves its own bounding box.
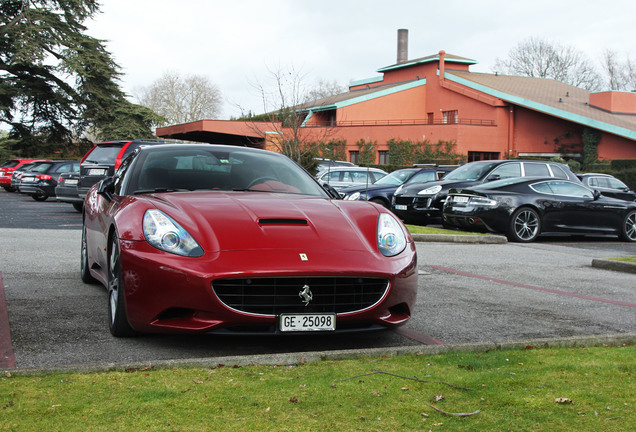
[453,196,469,203]
[395,204,408,211]
[88,168,106,176]
[65,179,78,185]
[280,314,336,332]
[22,177,35,183]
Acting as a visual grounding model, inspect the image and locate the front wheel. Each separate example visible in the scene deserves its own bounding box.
[107,235,134,337]
[80,225,97,284]
[31,193,47,201]
[619,210,636,242]
[507,207,541,242]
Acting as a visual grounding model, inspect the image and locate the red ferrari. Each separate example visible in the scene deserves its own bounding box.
[82,144,417,337]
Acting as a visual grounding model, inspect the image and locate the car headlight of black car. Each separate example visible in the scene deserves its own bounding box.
[377,213,407,257]
[417,185,442,195]
[345,192,362,200]
[143,209,204,257]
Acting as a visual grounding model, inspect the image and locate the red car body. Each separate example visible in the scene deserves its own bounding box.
[82,144,417,336]
[0,158,49,190]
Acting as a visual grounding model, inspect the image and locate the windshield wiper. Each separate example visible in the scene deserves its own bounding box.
[133,188,189,195]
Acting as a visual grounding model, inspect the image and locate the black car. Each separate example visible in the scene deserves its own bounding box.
[392,159,579,225]
[18,160,80,201]
[443,177,636,242]
[577,173,636,202]
[78,139,179,199]
[340,166,454,208]
[55,171,83,211]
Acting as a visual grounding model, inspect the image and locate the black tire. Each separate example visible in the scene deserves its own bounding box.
[72,202,83,212]
[80,225,97,284]
[619,210,636,242]
[31,193,47,201]
[107,235,134,337]
[507,207,541,242]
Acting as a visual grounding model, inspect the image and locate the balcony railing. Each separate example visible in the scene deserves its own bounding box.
[304,118,496,127]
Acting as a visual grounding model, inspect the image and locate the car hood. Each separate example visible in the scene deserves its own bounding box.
[398,179,479,196]
[120,191,384,254]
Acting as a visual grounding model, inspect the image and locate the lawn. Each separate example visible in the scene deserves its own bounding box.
[1,345,633,431]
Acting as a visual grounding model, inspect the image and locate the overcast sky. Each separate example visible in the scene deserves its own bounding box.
[87,0,636,119]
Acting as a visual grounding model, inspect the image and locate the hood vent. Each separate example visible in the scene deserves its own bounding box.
[258,218,308,225]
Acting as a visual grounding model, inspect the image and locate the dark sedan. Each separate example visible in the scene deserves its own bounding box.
[55,171,83,211]
[577,173,636,201]
[392,159,579,225]
[18,160,80,201]
[443,177,636,242]
[340,166,454,208]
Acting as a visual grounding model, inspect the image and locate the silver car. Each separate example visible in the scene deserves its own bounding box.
[316,167,388,191]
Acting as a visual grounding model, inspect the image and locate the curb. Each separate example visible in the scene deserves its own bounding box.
[591,258,636,274]
[411,233,507,244]
[4,333,635,376]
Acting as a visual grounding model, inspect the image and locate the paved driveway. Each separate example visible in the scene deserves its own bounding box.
[1,190,635,369]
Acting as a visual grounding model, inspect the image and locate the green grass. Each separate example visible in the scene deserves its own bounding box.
[609,256,636,263]
[1,346,633,431]
[406,224,489,235]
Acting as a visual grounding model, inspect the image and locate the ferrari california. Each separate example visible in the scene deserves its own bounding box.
[82,144,417,337]
[442,177,636,243]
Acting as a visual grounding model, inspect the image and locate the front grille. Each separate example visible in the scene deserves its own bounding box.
[212,277,390,316]
[413,197,432,209]
[394,196,414,206]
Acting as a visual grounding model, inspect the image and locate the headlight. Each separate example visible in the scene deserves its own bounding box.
[395,185,404,195]
[143,209,203,257]
[377,213,407,257]
[346,192,361,200]
[417,185,442,195]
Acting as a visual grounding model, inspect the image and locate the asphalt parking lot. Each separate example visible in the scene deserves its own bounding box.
[1,189,635,370]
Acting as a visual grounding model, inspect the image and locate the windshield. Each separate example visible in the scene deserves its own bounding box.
[373,170,416,186]
[125,147,329,197]
[443,162,499,181]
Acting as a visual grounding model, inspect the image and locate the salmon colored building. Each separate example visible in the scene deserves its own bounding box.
[157,30,636,164]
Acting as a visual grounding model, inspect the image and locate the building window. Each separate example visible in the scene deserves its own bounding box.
[468,151,499,162]
[442,110,458,124]
[349,151,359,164]
[378,151,389,165]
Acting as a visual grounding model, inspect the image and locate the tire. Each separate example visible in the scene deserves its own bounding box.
[80,225,97,284]
[31,193,47,201]
[72,202,83,212]
[619,210,636,242]
[107,235,134,337]
[507,207,541,242]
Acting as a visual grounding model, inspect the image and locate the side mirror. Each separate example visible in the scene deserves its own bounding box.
[593,189,601,200]
[97,177,116,202]
[486,174,501,182]
[322,182,341,199]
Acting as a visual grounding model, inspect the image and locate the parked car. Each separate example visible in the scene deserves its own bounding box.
[340,166,455,208]
[78,139,179,199]
[55,171,83,211]
[82,144,416,336]
[0,158,49,192]
[443,177,636,242]
[315,158,356,173]
[10,161,49,191]
[18,160,80,201]
[577,173,636,201]
[316,167,388,192]
[392,159,579,225]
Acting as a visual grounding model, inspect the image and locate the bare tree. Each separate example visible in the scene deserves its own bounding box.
[246,65,339,167]
[136,71,222,126]
[306,78,347,101]
[600,49,636,91]
[494,37,602,91]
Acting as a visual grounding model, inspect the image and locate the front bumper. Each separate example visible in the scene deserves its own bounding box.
[392,195,441,224]
[118,240,418,334]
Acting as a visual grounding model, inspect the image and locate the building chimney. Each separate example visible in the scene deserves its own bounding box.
[397,29,408,64]
[439,50,446,80]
